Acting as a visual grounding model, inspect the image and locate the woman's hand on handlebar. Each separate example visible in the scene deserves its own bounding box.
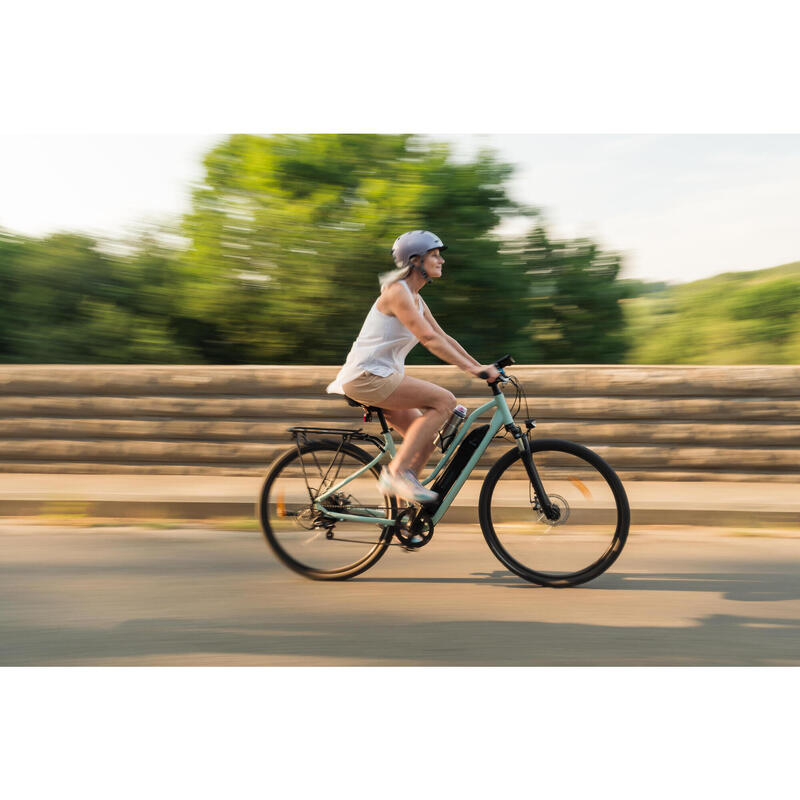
[470,364,501,382]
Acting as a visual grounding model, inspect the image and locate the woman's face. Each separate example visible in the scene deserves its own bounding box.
[421,248,445,278]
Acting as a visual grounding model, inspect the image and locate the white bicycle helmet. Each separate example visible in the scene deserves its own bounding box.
[391,230,447,282]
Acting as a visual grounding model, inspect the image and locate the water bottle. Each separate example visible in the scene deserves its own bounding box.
[437,404,467,452]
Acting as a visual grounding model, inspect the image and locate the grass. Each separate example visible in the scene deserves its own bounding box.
[0,514,261,531]
[1,515,798,538]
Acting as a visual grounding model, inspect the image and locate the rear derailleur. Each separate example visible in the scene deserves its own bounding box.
[312,492,352,538]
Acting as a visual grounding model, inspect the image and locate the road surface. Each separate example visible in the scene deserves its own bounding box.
[2,521,799,665]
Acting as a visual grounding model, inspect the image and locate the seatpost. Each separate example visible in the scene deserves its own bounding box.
[375,408,390,433]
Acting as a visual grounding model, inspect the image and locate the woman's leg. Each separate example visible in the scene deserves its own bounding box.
[383,407,427,473]
[380,376,456,477]
[383,407,422,438]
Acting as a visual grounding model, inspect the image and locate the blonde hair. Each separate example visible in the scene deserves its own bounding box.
[378,263,413,292]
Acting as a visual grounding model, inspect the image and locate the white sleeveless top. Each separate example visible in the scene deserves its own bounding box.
[326,280,424,395]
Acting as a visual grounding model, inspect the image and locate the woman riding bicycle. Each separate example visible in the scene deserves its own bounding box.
[326,230,500,504]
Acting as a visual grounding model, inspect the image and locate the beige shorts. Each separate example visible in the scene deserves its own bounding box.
[341,370,404,406]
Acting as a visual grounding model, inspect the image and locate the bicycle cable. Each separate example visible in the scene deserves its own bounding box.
[495,373,532,442]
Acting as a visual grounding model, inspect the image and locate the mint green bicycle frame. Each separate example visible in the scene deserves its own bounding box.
[313,389,522,528]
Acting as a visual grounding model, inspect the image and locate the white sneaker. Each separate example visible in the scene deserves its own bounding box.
[377,468,438,504]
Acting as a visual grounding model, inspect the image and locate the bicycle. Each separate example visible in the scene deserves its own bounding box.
[258,355,630,587]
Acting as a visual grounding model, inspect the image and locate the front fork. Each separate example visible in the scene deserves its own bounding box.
[508,424,560,522]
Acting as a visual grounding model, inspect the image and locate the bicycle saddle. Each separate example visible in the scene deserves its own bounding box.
[343,395,382,413]
[343,395,386,424]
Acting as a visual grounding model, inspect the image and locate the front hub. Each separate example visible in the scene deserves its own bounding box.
[535,493,569,526]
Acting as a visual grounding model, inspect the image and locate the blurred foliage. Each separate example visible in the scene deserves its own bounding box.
[178,134,530,364]
[624,261,800,364]
[618,278,671,297]
[11,134,796,367]
[0,228,195,363]
[505,226,629,363]
[177,134,631,365]
[0,135,635,365]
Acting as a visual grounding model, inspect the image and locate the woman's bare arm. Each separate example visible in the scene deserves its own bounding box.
[387,287,473,371]
[421,299,481,368]
[383,285,498,379]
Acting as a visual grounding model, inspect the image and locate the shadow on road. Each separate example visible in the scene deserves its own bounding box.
[3,611,800,666]
[360,569,800,603]
[595,572,800,602]
[4,528,800,665]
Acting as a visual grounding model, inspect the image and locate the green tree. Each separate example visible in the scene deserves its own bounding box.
[5,232,119,361]
[507,226,629,363]
[0,229,27,358]
[180,134,535,364]
[624,264,800,364]
[728,277,800,344]
[0,135,634,367]
[0,230,192,363]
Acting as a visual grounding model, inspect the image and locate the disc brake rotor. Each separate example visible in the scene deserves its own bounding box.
[534,493,570,526]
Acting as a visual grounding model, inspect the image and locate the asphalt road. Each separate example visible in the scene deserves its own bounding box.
[2,521,799,666]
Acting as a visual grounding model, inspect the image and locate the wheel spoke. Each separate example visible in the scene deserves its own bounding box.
[260,441,395,579]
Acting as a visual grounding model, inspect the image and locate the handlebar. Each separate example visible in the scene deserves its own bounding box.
[478,354,515,383]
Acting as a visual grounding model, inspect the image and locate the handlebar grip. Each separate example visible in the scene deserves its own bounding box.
[495,354,515,369]
[478,370,489,380]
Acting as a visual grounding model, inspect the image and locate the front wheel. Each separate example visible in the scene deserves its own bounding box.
[479,438,630,587]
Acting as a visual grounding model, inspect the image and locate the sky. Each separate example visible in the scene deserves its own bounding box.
[1,133,799,285]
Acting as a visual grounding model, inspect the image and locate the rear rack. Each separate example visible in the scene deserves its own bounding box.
[287,426,386,451]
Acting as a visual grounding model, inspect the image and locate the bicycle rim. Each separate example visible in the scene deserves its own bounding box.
[480,439,629,587]
[259,440,394,580]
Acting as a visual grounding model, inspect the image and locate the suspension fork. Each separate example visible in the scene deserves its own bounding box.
[514,428,559,521]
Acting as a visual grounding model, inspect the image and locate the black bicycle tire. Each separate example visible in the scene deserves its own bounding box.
[258,438,396,581]
[478,438,630,587]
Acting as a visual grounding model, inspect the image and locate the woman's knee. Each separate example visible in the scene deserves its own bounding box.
[381,377,456,419]
[429,390,457,417]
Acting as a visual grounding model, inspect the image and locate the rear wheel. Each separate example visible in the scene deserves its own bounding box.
[479,438,629,587]
[259,439,396,580]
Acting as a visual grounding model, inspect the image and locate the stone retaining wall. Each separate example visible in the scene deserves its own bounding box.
[0,365,798,480]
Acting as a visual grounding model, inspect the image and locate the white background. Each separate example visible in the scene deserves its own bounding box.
[3,1,798,797]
